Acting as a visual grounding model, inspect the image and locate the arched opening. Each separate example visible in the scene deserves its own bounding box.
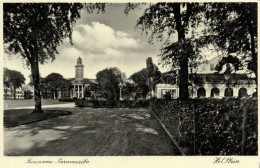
[197,88,206,98]
[238,88,247,98]
[211,88,219,98]
[224,88,233,97]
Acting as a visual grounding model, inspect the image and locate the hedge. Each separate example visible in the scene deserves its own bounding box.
[59,99,75,102]
[150,98,257,155]
[75,99,150,108]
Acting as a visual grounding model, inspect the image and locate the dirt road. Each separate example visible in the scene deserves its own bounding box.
[5,107,180,156]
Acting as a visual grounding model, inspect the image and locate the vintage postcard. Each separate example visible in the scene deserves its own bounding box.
[1,1,259,168]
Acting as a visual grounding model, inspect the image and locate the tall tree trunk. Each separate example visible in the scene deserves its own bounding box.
[175,4,189,100]
[249,31,257,86]
[31,56,43,113]
[242,6,258,89]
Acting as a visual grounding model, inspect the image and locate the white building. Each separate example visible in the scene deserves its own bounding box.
[60,57,96,99]
[4,86,25,99]
[155,57,257,99]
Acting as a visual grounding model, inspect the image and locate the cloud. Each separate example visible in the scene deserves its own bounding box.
[71,22,139,56]
[50,22,162,79]
[58,47,85,60]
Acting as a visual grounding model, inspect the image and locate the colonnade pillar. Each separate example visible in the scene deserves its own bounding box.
[73,85,76,97]
[82,85,84,98]
[77,85,79,98]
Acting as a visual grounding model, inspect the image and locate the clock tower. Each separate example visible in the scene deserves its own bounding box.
[75,57,84,81]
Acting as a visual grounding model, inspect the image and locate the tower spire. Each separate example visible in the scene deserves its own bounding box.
[77,56,82,65]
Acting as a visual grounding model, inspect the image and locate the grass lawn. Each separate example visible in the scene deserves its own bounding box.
[4,109,72,127]
[4,99,71,109]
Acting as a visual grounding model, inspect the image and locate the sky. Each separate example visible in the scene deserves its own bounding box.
[4,4,168,84]
[3,3,221,84]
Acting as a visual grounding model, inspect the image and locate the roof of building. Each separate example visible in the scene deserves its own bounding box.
[21,84,34,90]
[194,57,220,74]
[158,56,256,85]
[66,78,96,84]
[83,78,96,84]
[191,73,256,84]
[194,56,254,76]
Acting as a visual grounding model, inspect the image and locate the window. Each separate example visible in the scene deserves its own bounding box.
[161,89,177,99]
[197,88,206,98]
[238,88,247,98]
[224,88,233,97]
[211,88,219,98]
[210,64,215,71]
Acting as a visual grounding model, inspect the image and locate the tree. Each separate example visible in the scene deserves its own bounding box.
[89,83,99,92]
[214,55,242,73]
[146,57,161,97]
[88,83,100,100]
[4,68,11,99]
[130,65,161,98]
[96,67,124,101]
[122,82,136,100]
[130,68,149,98]
[4,68,25,99]
[203,3,257,84]
[134,3,205,100]
[4,3,105,113]
[42,73,66,99]
[160,70,178,85]
[4,68,10,88]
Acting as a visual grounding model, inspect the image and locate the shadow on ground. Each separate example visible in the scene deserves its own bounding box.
[4,109,72,127]
[4,107,181,156]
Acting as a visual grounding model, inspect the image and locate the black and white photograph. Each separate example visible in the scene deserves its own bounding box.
[2,1,258,161]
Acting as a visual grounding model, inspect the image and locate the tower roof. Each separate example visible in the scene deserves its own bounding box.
[77,56,82,65]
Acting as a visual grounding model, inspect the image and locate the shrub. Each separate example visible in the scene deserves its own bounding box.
[150,98,258,155]
[59,99,74,102]
[75,99,150,108]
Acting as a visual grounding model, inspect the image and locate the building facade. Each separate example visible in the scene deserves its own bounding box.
[60,57,96,99]
[4,86,33,99]
[155,57,257,99]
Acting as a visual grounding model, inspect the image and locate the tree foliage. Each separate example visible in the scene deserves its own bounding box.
[214,55,242,73]
[203,3,257,82]
[160,70,178,84]
[136,3,206,100]
[122,82,136,100]
[130,68,149,98]
[146,57,161,97]
[4,3,105,112]
[130,65,161,98]
[4,68,26,88]
[4,68,26,99]
[96,67,124,100]
[42,73,66,99]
